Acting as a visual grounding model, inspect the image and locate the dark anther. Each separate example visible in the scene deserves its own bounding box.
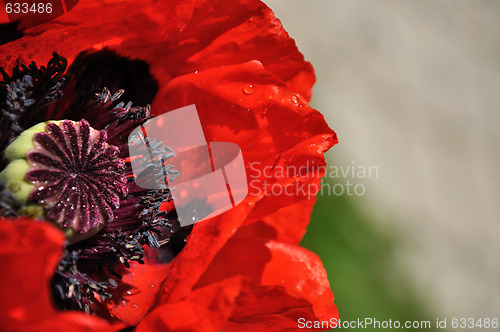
[0,22,23,46]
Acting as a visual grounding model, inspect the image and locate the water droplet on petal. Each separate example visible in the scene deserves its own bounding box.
[243,83,255,95]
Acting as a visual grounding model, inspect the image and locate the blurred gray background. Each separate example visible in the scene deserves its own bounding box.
[265,0,500,321]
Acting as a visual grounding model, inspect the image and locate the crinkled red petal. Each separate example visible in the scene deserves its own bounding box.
[0,0,315,100]
[138,213,337,331]
[0,218,123,331]
[136,277,243,332]
[106,260,170,326]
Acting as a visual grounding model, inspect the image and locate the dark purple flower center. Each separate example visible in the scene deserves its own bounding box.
[1,51,191,314]
[25,120,128,233]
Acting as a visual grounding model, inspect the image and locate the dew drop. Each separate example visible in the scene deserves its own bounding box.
[243,83,255,95]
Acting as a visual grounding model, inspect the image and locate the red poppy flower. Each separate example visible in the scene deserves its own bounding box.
[0,0,338,331]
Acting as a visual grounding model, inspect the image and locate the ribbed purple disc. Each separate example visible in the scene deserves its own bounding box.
[25,120,128,233]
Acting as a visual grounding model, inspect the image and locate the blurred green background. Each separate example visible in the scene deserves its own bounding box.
[301,176,437,331]
[265,0,500,330]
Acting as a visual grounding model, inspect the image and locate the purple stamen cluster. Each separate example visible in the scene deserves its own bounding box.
[25,120,127,233]
[1,51,189,314]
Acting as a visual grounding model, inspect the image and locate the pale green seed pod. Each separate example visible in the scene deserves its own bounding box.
[0,121,54,211]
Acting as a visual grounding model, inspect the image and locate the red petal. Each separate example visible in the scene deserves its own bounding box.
[239,198,317,245]
[0,0,314,99]
[136,277,243,332]
[0,218,123,331]
[155,203,253,305]
[194,235,337,331]
[106,260,170,326]
[140,59,336,325]
[155,60,336,220]
[140,201,337,331]
[260,241,338,322]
